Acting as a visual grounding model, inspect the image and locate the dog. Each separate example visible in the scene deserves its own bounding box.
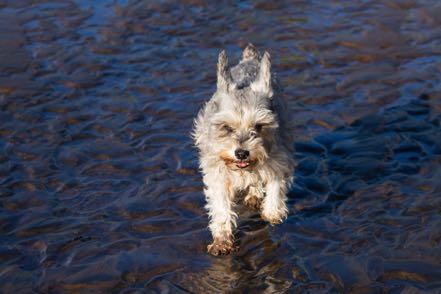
[193,44,294,256]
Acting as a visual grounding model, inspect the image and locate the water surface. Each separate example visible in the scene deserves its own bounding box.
[1,0,441,293]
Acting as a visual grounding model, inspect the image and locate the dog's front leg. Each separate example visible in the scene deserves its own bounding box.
[261,179,289,225]
[203,174,236,256]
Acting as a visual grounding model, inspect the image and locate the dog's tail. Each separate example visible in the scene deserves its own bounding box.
[242,43,259,61]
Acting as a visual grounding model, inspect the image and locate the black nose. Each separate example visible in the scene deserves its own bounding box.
[235,149,250,160]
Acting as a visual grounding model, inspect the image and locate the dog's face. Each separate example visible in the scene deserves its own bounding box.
[209,51,278,171]
[211,94,278,171]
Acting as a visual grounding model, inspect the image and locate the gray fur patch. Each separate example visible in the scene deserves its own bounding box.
[230,60,260,89]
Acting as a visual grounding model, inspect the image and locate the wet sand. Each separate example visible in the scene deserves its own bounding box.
[1,0,441,293]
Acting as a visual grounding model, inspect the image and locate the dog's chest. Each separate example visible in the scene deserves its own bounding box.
[230,170,260,192]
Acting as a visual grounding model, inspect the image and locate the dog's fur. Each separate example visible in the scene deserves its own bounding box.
[193,44,294,256]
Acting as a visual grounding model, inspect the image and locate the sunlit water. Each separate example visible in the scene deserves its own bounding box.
[1,1,441,293]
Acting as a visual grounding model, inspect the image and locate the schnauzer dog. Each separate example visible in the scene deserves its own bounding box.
[193,44,294,256]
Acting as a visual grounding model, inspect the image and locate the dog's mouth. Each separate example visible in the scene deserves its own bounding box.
[235,161,250,169]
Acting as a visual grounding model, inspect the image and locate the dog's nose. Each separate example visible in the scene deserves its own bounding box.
[235,149,250,160]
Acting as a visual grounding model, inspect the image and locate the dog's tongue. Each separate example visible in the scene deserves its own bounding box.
[237,162,249,168]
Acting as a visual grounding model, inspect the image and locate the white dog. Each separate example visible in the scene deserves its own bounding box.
[193,44,294,256]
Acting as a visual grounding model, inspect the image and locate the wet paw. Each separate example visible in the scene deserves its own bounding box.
[260,210,286,225]
[207,238,234,256]
[244,195,261,210]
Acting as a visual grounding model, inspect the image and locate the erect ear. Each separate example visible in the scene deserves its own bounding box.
[217,50,232,93]
[250,51,273,97]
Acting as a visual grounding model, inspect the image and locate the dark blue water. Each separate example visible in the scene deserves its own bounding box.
[1,1,441,293]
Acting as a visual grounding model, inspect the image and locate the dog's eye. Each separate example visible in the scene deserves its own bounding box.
[255,124,263,132]
[222,125,234,133]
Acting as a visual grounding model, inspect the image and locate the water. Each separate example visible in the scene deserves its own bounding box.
[1,0,441,293]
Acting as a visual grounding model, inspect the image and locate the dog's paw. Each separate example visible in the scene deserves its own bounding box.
[207,238,234,256]
[244,195,261,210]
[260,209,287,225]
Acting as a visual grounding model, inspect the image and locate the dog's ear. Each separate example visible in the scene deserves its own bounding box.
[217,50,232,93]
[251,51,273,98]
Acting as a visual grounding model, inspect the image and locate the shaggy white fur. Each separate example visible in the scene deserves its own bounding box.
[193,44,294,256]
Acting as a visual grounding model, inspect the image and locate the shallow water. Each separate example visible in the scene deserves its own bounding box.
[1,0,441,293]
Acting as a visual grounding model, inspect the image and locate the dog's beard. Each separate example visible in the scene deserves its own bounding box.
[219,144,267,171]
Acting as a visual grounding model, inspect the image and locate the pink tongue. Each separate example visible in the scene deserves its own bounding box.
[237,162,249,168]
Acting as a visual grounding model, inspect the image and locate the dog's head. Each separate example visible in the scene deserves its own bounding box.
[208,45,280,171]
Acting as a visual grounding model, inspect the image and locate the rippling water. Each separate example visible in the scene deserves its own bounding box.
[1,0,441,293]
